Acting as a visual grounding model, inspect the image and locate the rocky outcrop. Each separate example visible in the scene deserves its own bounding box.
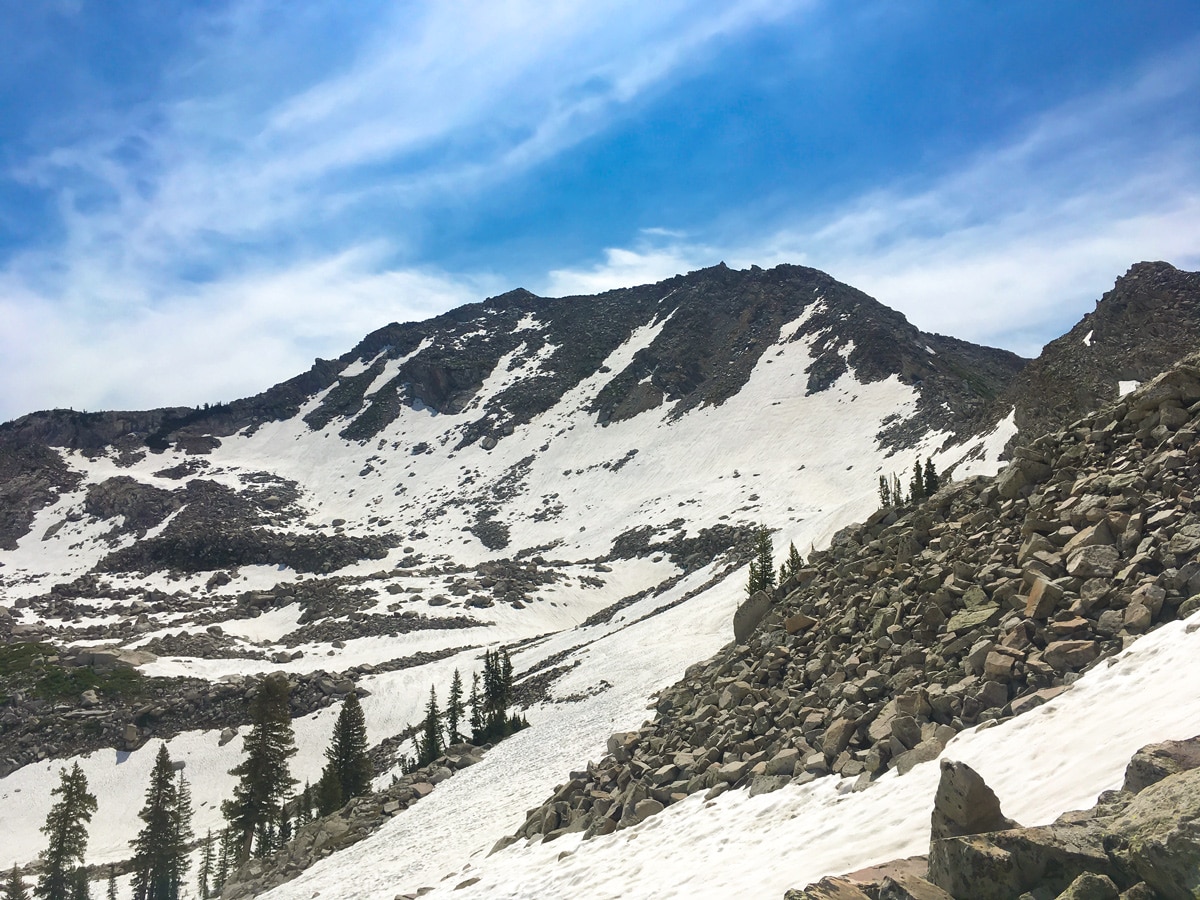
[788,737,1200,899]
[513,351,1200,844]
[997,261,1200,445]
[83,475,183,535]
[0,660,369,776]
[0,438,82,550]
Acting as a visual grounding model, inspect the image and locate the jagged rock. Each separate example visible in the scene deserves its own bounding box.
[929,824,1121,900]
[1043,641,1100,672]
[1107,767,1200,899]
[878,875,954,900]
[784,877,873,900]
[1122,736,1200,792]
[930,760,1014,841]
[1054,872,1119,900]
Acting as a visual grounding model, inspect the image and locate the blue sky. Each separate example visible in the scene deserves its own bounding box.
[2,0,1200,420]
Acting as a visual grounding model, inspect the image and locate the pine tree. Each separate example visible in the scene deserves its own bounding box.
[222,673,298,861]
[924,458,940,497]
[909,458,926,502]
[499,652,513,706]
[296,782,314,827]
[171,772,193,898]
[878,474,892,508]
[416,686,442,766]
[213,828,234,897]
[746,527,775,596]
[36,763,97,900]
[5,866,29,900]
[130,745,192,900]
[197,831,214,900]
[446,669,464,745]
[104,868,115,900]
[315,692,372,816]
[778,542,803,583]
[892,473,904,506]
[468,673,483,740]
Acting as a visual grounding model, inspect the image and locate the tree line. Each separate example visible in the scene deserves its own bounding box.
[878,457,942,510]
[745,528,804,597]
[403,650,528,772]
[8,649,528,900]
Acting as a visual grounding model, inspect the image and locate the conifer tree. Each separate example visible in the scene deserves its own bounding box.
[104,869,115,900]
[909,458,926,502]
[67,872,88,900]
[468,673,483,740]
[315,692,372,816]
[5,866,29,900]
[171,772,193,896]
[746,527,775,596]
[223,673,298,861]
[778,542,803,583]
[297,782,314,827]
[500,652,513,703]
[213,828,234,897]
[36,763,97,900]
[446,670,464,745]
[416,686,442,766]
[923,458,940,497]
[130,745,192,900]
[197,831,214,900]
[892,473,904,506]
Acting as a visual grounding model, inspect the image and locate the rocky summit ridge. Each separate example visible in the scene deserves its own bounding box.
[999,261,1200,446]
[0,262,1026,560]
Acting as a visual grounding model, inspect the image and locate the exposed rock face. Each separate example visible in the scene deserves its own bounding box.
[1121,737,1200,793]
[997,261,1200,445]
[514,351,1200,844]
[789,736,1200,899]
[926,745,1200,900]
[0,438,82,550]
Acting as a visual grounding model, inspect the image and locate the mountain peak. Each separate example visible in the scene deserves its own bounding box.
[1000,260,1200,442]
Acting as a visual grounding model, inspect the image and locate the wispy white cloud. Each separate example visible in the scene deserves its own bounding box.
[0,0,807,419]
[543,44,1200,356]
[545,235,716,297]
[0,248,490,419]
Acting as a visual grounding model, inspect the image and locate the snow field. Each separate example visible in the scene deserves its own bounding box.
[404,610,1200,900]
[0,557,733,874]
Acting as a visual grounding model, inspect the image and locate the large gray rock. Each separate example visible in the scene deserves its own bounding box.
[928,824,1120,900]
[1053,872,1118,900]
[1108,767,1200,900]
[1122,736,1200,793]
[930,760,1015,841]
[733,590,772,642]
[1066,545,1121,579]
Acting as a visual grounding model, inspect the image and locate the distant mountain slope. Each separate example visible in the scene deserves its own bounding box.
[998,261,1200,444]
[0,263,1025,564]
